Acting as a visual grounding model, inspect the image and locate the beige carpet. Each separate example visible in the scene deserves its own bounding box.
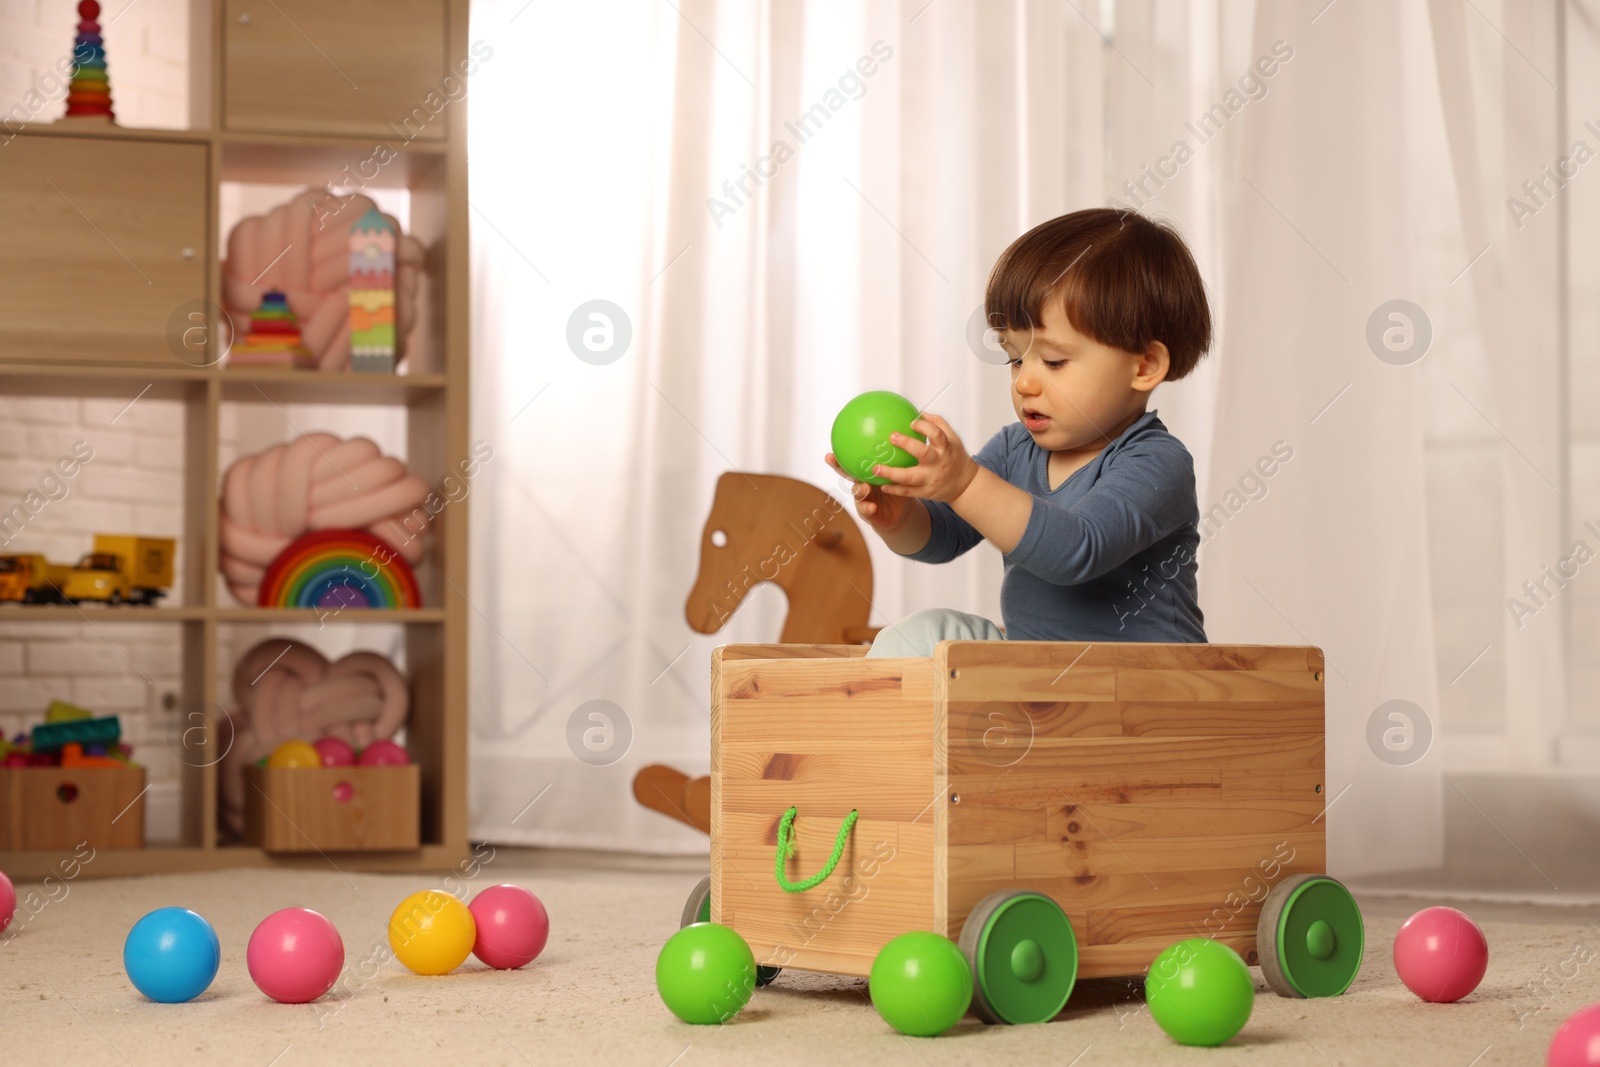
[2,849,1597,1065]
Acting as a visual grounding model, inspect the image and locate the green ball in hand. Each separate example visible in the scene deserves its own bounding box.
[1145,938,1255,1046]
[655,922,757,1024]
[831,390,926,486]
[869,931,973,1036]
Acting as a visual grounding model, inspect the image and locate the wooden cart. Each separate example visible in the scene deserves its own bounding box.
[684,639,1364,1024]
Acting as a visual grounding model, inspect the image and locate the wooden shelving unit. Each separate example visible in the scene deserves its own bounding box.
[0,0,471,877]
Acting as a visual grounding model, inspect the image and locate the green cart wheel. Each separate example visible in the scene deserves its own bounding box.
[680,876,780,988]
[1257,873,1364,998]
[679,875,713,929]
[958,890,1078,1024]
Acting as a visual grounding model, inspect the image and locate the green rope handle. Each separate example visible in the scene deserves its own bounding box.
[774,806,859,893]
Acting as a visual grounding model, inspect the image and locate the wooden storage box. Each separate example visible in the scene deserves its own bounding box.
[245,765,420,852]
[710,641,1326,980]
[0,765,146,850]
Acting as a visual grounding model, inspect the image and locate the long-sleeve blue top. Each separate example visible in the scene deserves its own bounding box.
[906,409,1207,642]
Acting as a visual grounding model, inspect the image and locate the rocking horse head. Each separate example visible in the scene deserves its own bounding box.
[684,472,875,644]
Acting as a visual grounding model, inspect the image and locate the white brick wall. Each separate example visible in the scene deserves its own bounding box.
[1,0,189,131]
[0,392,189,780]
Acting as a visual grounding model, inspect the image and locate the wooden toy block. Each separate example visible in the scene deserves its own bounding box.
[31,715,120,752]
[46,699,94,723]
[709,640,1327,982]
[60,743,124,768]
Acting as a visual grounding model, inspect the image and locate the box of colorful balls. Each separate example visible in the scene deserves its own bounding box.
[0,700,145,850]
[243,737,419,853]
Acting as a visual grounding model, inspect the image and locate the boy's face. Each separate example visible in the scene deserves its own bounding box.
[997,298,1166,452]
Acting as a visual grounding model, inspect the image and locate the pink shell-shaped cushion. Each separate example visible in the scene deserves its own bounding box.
[217,433,431,605]
[222,190,424,371]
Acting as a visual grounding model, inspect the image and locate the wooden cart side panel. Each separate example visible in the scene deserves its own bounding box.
[719,748,938,821]
[957,862,1313,914]
[711,651,938,978]
[947,732,1323,778]
[710,646,726,912]
[717,644,870,662]
[940,641,1326,980]
[939,699,1322,741]
[952,667,1319,704]
[936,769,1327,809]
[719,658,934,703]
[933,643,950,936]
[945,641,1322,672]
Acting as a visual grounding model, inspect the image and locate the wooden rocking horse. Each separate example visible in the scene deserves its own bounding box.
[632,472,881,833]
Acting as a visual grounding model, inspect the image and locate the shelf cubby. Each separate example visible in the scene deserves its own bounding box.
[0,0,470,879]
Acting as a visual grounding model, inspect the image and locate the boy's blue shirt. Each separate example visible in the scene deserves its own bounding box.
[907,408,1207,642]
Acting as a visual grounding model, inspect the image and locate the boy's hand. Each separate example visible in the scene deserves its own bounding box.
[825,452,915,532]
[874,415,980,503]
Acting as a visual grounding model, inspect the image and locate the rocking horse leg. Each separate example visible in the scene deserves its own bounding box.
[682,774,711,834]
[632,764,711,835]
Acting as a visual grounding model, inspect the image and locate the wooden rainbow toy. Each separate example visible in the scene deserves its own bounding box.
[257,530,420,609]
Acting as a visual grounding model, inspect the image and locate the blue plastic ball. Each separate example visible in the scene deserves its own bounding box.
[124,907,221,1003]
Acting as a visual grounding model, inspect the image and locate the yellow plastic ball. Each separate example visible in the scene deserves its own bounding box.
[387,891,476,976]
[267,740,322,769]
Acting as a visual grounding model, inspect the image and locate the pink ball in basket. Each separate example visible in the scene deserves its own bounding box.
[312,737,356,767]
[468,884,549,970]
[357,740,409,767]
[1392,906,1488,1003]
[0,869,15,934]
[247,908,344,1004]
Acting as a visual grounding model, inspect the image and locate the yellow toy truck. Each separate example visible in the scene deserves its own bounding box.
[0,555,72,604]
[60,535,175,605]
[676,639,1363,1025]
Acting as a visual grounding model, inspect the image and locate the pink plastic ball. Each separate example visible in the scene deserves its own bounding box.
[1551,1004,1600,1066]
[312,737,356,767]
[358,739,409,766]
[246,908,345,1003]
[0,870,14,934]
[1392,906,1488,1003]
[468,884,549,969]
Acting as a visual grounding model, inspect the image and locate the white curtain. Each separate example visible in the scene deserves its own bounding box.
[464,0,1576,874]
[1424,0,1567,766]
[1200,2,1444,876]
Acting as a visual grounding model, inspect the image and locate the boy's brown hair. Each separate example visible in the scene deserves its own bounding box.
[985,208,1212,381]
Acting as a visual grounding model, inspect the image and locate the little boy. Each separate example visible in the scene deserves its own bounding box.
[825,208,1210,656]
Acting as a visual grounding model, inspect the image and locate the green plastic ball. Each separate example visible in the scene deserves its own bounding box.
[655,922,757,1025]
[831,391,926,486]
[1145,938,1255,1047]
[869,931,973,1036]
